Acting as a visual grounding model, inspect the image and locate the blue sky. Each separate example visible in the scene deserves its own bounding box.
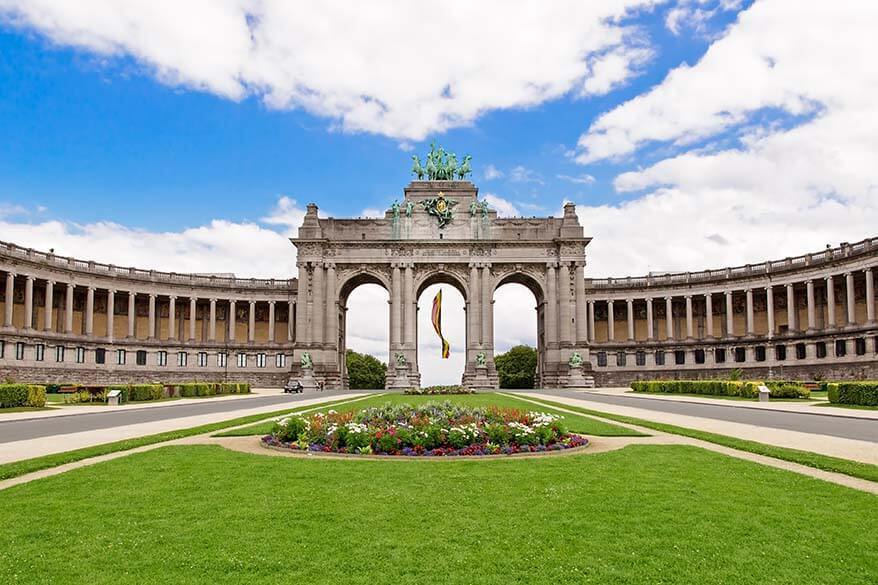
[0,1,874,383]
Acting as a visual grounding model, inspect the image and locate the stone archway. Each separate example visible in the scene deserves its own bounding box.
[336,270,391,389]
[291,180,594,390]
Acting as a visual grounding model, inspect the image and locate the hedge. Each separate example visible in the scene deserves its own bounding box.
[0,384,47,408]
[761,380,810,399]
[827,382,878,406]
[175,382,251,398]
[630,380,761,398]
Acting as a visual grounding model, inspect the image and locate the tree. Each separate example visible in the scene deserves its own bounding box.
[345,350,386,389]
[494,345,538,389]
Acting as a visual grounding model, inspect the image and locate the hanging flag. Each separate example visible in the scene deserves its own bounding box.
[431,289,451,359]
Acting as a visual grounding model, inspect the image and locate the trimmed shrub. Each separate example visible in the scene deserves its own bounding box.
[827,382,878,406]
[128,384,164,402]
[630,380,760,398]
[178,382,250,397]
[762,380,810,399]
[0,384,47,408]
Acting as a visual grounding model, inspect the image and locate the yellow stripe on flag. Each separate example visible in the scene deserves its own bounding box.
[431,289,450,359]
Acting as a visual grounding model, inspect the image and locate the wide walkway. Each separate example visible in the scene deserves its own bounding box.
[519,389,878,443]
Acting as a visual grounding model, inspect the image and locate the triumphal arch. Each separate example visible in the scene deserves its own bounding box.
[291,145,593,389]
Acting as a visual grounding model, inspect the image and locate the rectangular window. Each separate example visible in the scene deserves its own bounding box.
[596,352,607,367]
[256,353,266,368]
[616,352,626,367]
[237,353,247,368]
[218,352,228,368]
[715,348,726,364]
[856,338,867,356]
[35,344,45,362]
[55,345,65,362]
[275,353,286,368]
[654,350,665,366]
[835,340,846,357]
[116,349,127,365]
[734,347,746,362]
[694,349,705,364]
[198,352,208,367]
[674,350,685,365]
[795,343,806,360]
[177,351,188,367]
[635,351,646,367]
[755,346,766,362]
[95,348,106,364]
[75,347,85,363]
[15,342,25,360]
[0,340,4,359]
[816,342,827,359]
[158,350,168,366]
[775,344,786,361]
[136,350,147,366]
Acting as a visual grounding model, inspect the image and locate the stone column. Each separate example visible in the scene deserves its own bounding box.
[845,272,856,327]
[685,295,694,339]
[312,263,325,344]
[248,300,256,343]
[107,289,115,340]
[44,280,54,331]
[646,297,654,340]
[147,293,156,339]
[665,296,674,340]
[326,263,338,347]
[228,300,237,341]
[725,290,734,337]
[65,284,75,334]
[766,286,775,338]
[866,268,876,325]
[705,293,714,338]
[468,264,480,345]
[24,276,34,329]
[288,299,295,342]
[268,301,276,342]
[85,286,95,336]
[545,264,557,346]
[168,296,176,340]
[189,297,197,341]
[403,264,415,347]
[806,280,816,332]
[606,299,615,341]
[587,300,595,342]
[559,264,572,345]
[390,264,401,349]
[825,276,836,330]
[3,272,13,328]
[626,298,635,341]
[745,289,754,336]
[295,266,308,343]
[786,283,797,333]
[209,298,217,341]
[128,291,137,339]
[481,265,493,349]
[575,263,587,343]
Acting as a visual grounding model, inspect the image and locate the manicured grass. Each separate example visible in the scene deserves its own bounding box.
[519,395,878,483]
[816,402,878,411]
[0,406,53,413]
[627,390,818,403]
[0,443,874,584]
[214,392,643,438]
[0,396,368,481]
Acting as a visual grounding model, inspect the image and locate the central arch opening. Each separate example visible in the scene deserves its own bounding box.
[339,274,390,389]
[416,274,466,387]
[493,274,543,388]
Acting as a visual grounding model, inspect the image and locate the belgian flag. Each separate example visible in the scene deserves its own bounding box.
[431,290,451,359]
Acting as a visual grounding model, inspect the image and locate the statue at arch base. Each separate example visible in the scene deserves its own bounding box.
[565,350,596,389]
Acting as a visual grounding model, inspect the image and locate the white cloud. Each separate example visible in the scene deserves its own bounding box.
[579,45,653,96]
[0,0,663,141]
[260,195,308,236]
[509,165,544,184]
[557,173,596,184]
[572,0,878,276]
[0,203,28,218]
[483,164,504,180]
[483,194,520,218]
[664,0,742,36]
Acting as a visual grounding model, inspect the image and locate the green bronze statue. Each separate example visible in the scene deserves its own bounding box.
[411,143,473,181]
[568,351,583,368]
[301,352,313,369]
[421,192,458,228]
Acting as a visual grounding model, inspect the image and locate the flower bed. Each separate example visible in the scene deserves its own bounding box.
[262,401,588,457]
[404,385,475,395]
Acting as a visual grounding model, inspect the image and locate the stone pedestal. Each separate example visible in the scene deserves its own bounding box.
[565,365,595,389]
[469,364,493,390]
[390,365,412,390]
[300,369,318,392]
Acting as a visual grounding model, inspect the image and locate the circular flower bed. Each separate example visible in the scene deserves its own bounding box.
[261,401,589,457]
[404,385,476,395]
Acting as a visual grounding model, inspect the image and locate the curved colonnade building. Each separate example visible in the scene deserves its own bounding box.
[1,183,876,388]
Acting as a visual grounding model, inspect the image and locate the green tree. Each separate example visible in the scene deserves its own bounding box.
[494,345,538,389]
[345,350,387,389]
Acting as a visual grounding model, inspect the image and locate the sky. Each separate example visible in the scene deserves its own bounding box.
[1,1,876,384]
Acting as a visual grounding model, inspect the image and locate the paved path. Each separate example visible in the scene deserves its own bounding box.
[517,389,878,443]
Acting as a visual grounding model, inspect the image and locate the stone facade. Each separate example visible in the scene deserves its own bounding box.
[0,180,876,388]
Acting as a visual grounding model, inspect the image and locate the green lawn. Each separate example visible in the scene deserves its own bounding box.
[214,392,643,438]
[815,402,878,411]
[0,443,874,584]
[627,390,819,402]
